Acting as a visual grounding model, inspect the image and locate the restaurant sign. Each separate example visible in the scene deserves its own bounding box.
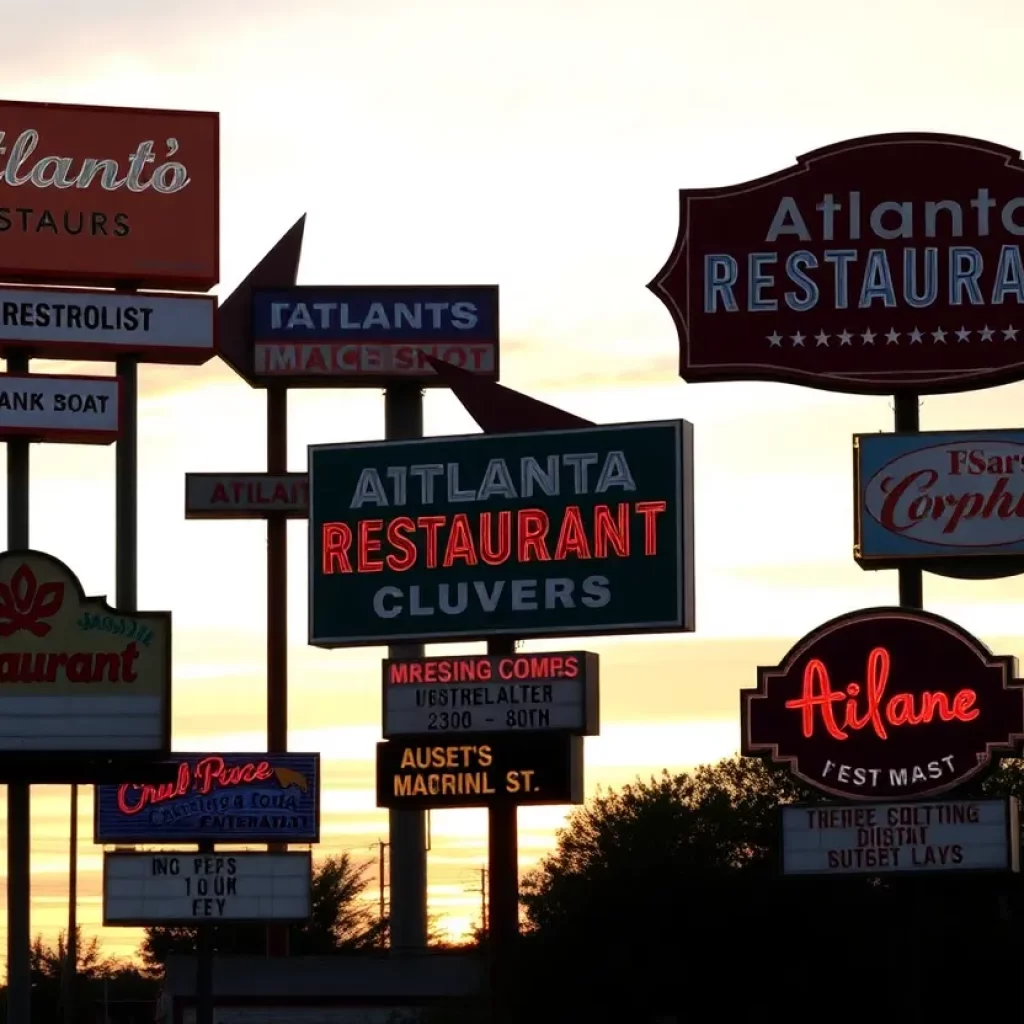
[741,607,1024,800]
[185,473,308,519]
[252,285,499,387]
[854,429,1024,570]
[382,651,599,737]
[0,100,219,290]
[781,798,1019,876]
[0,549,170,769]
[308,420,694,646]
[376,732,584,809]
[650,133,1024,395]
[94,752,320,844]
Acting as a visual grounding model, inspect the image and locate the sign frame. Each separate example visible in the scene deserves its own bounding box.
[0,372,122,444]
[93,752,321,845]
[249,284,500,388]
[381,651,599,738]
[308,419,695,648]
[779,798,1020,877]
[184,472,309,520]
[101,850,312,926]
[0,286,217,365]
[0,99,219,291]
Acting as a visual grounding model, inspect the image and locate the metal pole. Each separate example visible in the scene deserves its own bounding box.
[5,349,31,1024]
[195,842,215,1024]
[385,383,428,953]
[115,357,139,610]
[486,637,519,1023]
[266,385,290,957]
[62,782,78,1024]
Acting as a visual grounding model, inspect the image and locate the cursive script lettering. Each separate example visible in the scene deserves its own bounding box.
[116,757,274,815]
[784,647,980,741]
[0,131,191,193]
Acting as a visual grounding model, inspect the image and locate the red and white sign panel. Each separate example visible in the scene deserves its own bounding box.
[0,286,216,364]
[382,652,599,737]
[0,100,219,290]
[781,799,1019,875]
[184,472,309,519]
[102,851,312,925]
[0,373,120,444]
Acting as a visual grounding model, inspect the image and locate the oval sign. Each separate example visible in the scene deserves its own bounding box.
[741,607,1024,801]
[864,439,1024,548]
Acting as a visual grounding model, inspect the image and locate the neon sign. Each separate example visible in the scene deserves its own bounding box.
[741,607,1024,801]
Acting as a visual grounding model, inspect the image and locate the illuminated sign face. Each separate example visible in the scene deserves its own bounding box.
[781,799,1019,875]
[102,851,312,925]
[0,549,170,770]
[308,420,694,647]
[376,733,584,809]
[0,286,216,364]
[0,100,219,290]
[94,753,320,844]
[741,607,1024,801]
[649,133,1024,396]
[855,429,1024,569]
[382,652,599,737]
[251,285,499,387]
[185,473,309,519]
[0,373,121,444]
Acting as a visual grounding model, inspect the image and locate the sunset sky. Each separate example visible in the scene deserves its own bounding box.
[2,0,1024,965]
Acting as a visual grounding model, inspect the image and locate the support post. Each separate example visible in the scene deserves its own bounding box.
[195,841,215,1024]
[385,383,428,953]
[266,385,290,957]
[62,782,78,1024]
[486,637,519,1022]
[5,350,31,1024]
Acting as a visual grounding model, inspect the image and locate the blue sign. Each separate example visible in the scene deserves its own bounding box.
[94,752,320,844]
[251,285,500,386]
[854,429,1024,563]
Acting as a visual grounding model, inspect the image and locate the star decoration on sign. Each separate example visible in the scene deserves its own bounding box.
[932,328,947,343]
[980,325,995,341]
[814,331,829,347]
[759,325,1024,351]
[955,327,971,342]
[861,328,876,345]
[767,331,783,347]
[838,331,853,345]
[791,332,806,347]
[885,329,900,345]
[1005,325,1019,341]
[909,328,923,343]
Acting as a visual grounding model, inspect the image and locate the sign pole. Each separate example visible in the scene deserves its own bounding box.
[5,349,32,1024]
[195,842,215,1024]
[486,636,520,1023]
[384,383,428,953]
[265,384,291,958]
[62,781,78,1024]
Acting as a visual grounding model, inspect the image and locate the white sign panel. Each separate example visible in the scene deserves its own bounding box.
[382,652,599,737]
[781,798,1019,876]
[0,285,216,363]
[0,373,120,444]
[103,851,312,925]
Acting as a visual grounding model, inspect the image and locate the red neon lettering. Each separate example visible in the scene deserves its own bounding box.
[322,523,353,573]
[554,506,592,560]
[480,511,511,566]
[443,513,479,567]
[517,509,551,562]
[635,501,667,555]
[417,516,446,569]
[783,646,980,742]
[593,504,629,557]
[385,517,417,571]
[357,519,384,572]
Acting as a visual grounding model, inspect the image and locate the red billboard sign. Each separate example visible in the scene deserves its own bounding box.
[649,133,1024,395]
[741,607,1024,800]
[0,100,218,290]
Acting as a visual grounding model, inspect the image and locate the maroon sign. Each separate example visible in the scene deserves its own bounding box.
[741,607,1024,800]
[649,133,1024,395]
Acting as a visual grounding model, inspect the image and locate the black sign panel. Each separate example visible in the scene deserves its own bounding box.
[376,732,584,809]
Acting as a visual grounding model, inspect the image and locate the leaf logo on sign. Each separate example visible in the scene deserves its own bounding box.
[0,563,64,637]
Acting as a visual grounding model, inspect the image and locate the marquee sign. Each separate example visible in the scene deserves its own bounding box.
[0,99,219,290]
[251,285,500,387]
[781,798,1019,876]
[308,420,694,646]
[0,549,170,775]
[185,472,308,519]
[0,286,216,364]
[741,607,1024,801]
[94,752,320,844]
[0,373,121,444]
[854,429,1024,569]
[382,651,599,737]
[649,133,1024,395]
[376,732,584,809]
[102,851,312,925]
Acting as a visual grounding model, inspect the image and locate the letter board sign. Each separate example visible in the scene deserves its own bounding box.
[308,419,694,646]
[94,753,320,844]
[781,798,1019,876]
[102,850,312,925]
[382,652,599,737]
[0,373,121,444]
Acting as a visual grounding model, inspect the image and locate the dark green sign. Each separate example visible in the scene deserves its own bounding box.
[307,419,693,647]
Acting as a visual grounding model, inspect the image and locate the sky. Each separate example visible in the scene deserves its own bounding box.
[2,0,1024,964]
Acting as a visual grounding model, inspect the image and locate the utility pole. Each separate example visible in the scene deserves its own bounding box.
[371,839,390,947]
[465,867,488,938]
